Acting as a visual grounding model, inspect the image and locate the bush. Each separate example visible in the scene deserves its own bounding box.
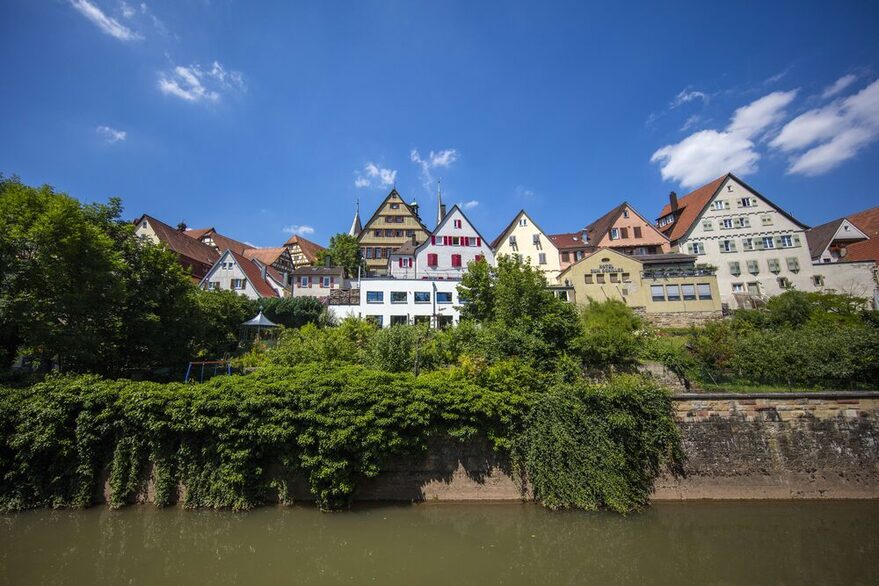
[572,299,644,370]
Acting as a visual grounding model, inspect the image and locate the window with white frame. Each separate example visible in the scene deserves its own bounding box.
[742,238,754,251]
[538,252,546,265]
[739,197,756,207]
[610,228,619,240]
[687,242,705,254]
[207,281,219,290]
[732,283,745,293]
[721,218,734,229]
[300,276,309,287]
[519,218,528,227]
[762,236,775,249]
[453,219,462,229]
[508,235,518,250]
[712,200,729,210]
[321,276,331,288]
[720,240,736,253]
[780,235,793,247]
[231,279,245,290]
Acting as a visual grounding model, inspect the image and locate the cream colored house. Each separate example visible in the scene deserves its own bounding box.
[656,173,814,308]
[491,210,562,281]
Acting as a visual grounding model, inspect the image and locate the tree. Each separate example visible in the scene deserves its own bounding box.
[261,296,326,329]
[190,289,256,358]
[316,233,362,278]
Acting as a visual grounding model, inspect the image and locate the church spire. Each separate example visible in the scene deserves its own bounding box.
[349,198,362,237]
[436,181,446,228]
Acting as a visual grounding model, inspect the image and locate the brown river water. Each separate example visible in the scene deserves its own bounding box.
[1,501,877,585]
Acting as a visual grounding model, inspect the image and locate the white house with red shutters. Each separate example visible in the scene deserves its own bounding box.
[388,204,494,279]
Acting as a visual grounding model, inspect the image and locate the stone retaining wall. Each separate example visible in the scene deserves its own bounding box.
[634,308,723,328]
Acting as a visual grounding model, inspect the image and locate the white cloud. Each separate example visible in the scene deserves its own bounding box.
[822,74,857,99]
[772,79,879,176]
[460,200,479,210]
[96,125,127,143]
[671,89,708,108]
[283,225,315,236]
[70,0,142,41]
[119,1,135,18]
[651,90,797,188]
[354,162,396,189]
[514,185,535,198]
[158,61,244,103]
[411,148,459,190]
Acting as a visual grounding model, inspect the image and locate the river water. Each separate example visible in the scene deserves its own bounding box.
[1,501,877,585]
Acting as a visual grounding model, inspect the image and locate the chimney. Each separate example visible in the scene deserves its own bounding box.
[411,233,417,245]
[176,221,187,232]
[260,265,267,280]
[669,191,678,212]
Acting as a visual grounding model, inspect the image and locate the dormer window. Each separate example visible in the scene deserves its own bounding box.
[622,210,629,218]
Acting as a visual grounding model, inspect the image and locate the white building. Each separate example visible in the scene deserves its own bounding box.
[388,205,494,279]
[327,278,462,328]
[656,173,815,307]
[491,210,562,282]
[200,249,289,300]
[807,214,878,306]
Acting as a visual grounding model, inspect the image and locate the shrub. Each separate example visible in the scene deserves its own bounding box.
[571,299,644,370]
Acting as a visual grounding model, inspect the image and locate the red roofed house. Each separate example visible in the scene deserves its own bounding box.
[548,231,594,272]
[654,173,814,308]
[200,249,290,299]
[133,214,219,281]
[582,202,670,256]
[283,235,326,269]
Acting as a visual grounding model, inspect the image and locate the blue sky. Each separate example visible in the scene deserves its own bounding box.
[1,1,878,246]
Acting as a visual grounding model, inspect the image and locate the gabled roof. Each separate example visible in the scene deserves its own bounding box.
[134,214,219,267]
[292,265,345,277]
[184,227,214,240]
[558,247,695,280]
[204,231,253,256]
[548,232,593,251]
[391,240,419,255]
[655,173,809,243]
[360,188,430,234]
[283,235,325,263]
[244,247,290,266]
[421,204,492,252]
[490,209,560,252]
[201,249,279,298]
[808,206,879,263]
[582,202,670,246]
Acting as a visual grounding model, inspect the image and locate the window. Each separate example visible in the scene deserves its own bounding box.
[720,240,736,253]
[366,291,384,304]
[366,315,383,327]
[747,260,760,274]
[812,275,825,287]
[596,274,606,284]
[786,257,800,272]
[207,281,219,290]
[232,279,245,290]
[414,291,430,303]
[436,291,452,304]
[575,251,584,261]
[622,272,631,283]
[390,315,408,326]
[610,228,619,240]
[437,315,454,329]
[729,261,741,276]
[299,276,309,287]
[414,315,430,325]
[556,290,569,301]
[702,220,713,231]
[721,218,734,229]
[474,254,484,262]
[768,258,781,273]
[390,203,400,209]
[682,284,696,300]
[666,285,681,301]
[620,227,629,239]
[452,237,460,246]
[322,276,331,288]
[732,283,745,293]
[519,218,528,227]
[742,238,754,251]
[532,234,541,246]
[778,277,792,289]
[623,209,630,218]
[697,283,712,300]
[780,235,793,248]
[391,291,407,303]
[427,253,438,267]
[687,242,705,255]
[712,200,729,210]
[538,253,547,265]
[561,252,570,262]
[650,285,665,301]
[739,197,756,207]
[633,227,642,238]
[365,248,373,259]
[747,282,761,296]
[453,219,462,228]
[761,215,773,226]
[398,257,412,269]
[610,273,619,283]
[508,235,518,250]
[584,274,594,284]
[451,254,462,268]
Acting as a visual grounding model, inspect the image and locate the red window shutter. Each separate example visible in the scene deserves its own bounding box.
[428,253,438,266]
[431,235,436,245]
[398,257,403,268]
[476,237,481,246]
[444,236,450,245]
[452,254,461,267]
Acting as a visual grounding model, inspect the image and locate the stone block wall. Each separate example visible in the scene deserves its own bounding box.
[634,308,723,328]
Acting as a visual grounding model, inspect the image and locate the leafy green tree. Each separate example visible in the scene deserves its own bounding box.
[0,177,125,371]
[260,296,326,329]
[316,233,362,277]
[572,299,644,370]
[190,290,257,358]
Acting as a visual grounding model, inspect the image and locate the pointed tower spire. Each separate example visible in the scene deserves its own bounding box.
[349,198,362,237]
[436,180,446,228]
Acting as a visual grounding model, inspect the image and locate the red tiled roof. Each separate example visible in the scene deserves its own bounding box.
[583,203,626,243]
[548,232,593,250]
[283,235,325,263]
[244,247,289,266]
[184,227,214,240]
[228,250,279,298]
[206,232,253,255]
[136,215,219,267]
[844,206,879,263]
[655,175,727,243]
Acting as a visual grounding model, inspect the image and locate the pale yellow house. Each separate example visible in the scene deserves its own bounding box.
[558,247,722,325]
[491,210,562,281]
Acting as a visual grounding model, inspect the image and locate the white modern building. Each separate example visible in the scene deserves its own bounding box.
[388,204,494,279]
[327,278,462,328]
[656,173,815,307]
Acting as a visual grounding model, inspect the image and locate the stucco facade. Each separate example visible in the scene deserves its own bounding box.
[200,250,287,299]
[588,203,670,254]
[558,248,722,315]
[327,278,462,328]
[357,190,430,276]
[660,175,814,307]
[388,205,494,279]
[810,260,878,305]
[492,210,561,282]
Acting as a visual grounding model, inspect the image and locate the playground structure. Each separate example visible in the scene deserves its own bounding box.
[184,359,232,383]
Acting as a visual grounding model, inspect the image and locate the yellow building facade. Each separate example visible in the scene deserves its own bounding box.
[357,189,430,275]
[558,248,722,319]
